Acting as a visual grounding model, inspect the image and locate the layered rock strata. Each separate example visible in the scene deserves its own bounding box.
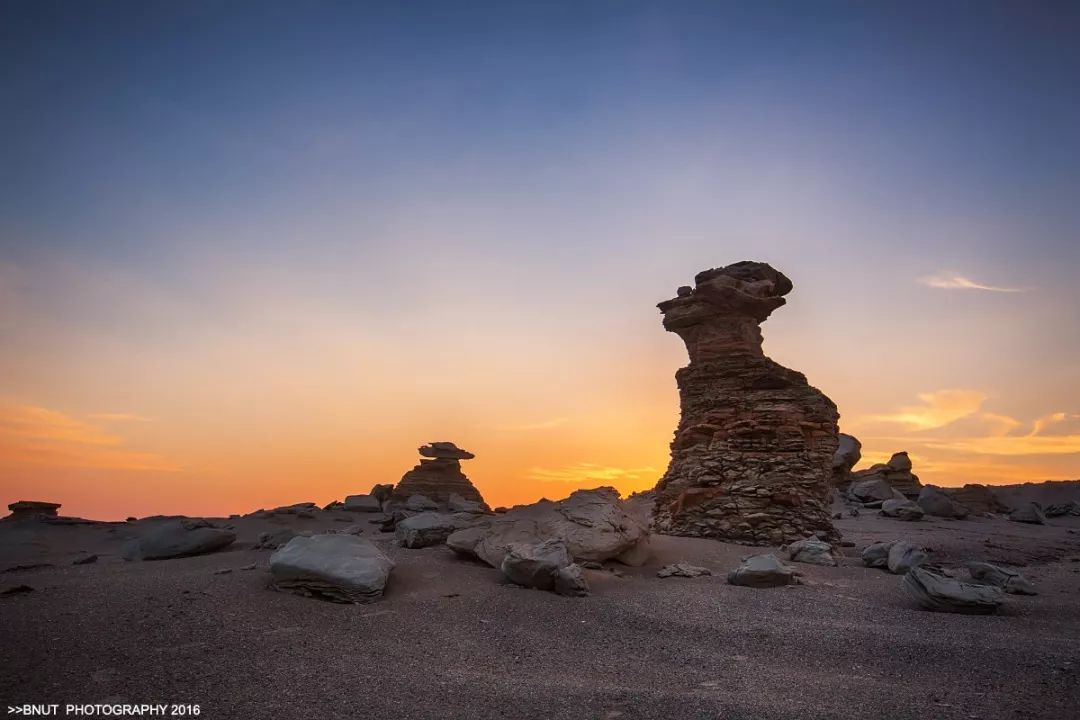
[652,262,840,545]
[391,442,488,509]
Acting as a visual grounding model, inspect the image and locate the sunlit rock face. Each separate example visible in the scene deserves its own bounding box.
[652,261,840,545]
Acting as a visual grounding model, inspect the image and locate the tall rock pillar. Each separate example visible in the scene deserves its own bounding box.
[652,261,839,545]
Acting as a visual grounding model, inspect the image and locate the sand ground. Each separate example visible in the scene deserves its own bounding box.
[1,502,1079,720]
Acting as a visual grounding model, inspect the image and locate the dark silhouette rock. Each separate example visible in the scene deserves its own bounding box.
[918,486,970,518]
[5,501,61,521]
[652,262,840,545]
[1009,502,1046,525]
[832,433,862,488]
[392,443,488,509]
[942,484,1009,514]
[848,452,923,500]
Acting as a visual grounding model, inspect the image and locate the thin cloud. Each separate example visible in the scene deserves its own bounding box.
[861,389,990,431]
[506,417,570,431]
[528,462,658,483]
[87,413,151,423]
[918,271,1024,293]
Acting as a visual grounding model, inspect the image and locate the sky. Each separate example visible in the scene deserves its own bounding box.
[1,1,1078,520]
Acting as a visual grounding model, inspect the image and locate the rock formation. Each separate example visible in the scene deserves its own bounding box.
[391,442,488,509]
[651,261,840,545]
[5,501,61,521]
[849,452,923,499]
[942,484,1009,514]
[831,433,862,488]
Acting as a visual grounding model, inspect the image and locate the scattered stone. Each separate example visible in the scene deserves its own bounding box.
[849,452,923,500]
[123,519,236,561]
[72,554,98,565]
[214,568,232,575]
[887,540,928,575]
[2,563,53,573]
[395,512,461,549]
[404,494,440,512]
[786,538,837,566]
[1045,501,1080,517]
[651,262,840,545]
[343,495,382,513]
[269,534,394,603]
[240,564,257,571]
[268,502,320,518]
[966,561,1037,595]
[446,487,650,568]
[1009,502,1046,525]
[918,486,970,519]
[903,566,1004,614]
[322,501,344,511]
[657,562,712,578]
[554,563,591,596]
[448,493,488,514]
[255,528,310,550]
[881,498,925,521]
[4,500,61,521]
[1,584,35,596]
[832,433,862,488]
[393,442,488,508]
[727,554,799,588]
[500,539,572,591]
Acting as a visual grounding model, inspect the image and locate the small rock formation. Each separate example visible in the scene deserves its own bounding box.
[651,262,840,545]
[917,486,970,519]
[269,534,394,603]
[1009,502,1046,525]
[832,434,862,488]
[966,561,1037,595]
[1046,501,1080,517]
[727,554,800,588]
[657,562,713,578]
[861,541,893,568]
[255,528,309,550]
[447,487,650,568]
[903,566,1003,614]
[786,538,837,566]
[5,501,61,521]
[344,495,382,513]
[848,477,903,506]
[861,539,927,574]
[123,518,236,561]
[849,452,923,500]
[942,484,1009,514]
[369,483,394,504]
[392,442,488,509]
[500,539,589,596]
[395,512,461,549]
[881,498,925,521]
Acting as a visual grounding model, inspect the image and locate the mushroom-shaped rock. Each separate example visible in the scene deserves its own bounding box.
[652,262,840,545]
[966,561,1037,595]
[5,500,62,521]
[269,534,394,603]
[727,554,799,588]
[392,444,488,509]
[123,518,236,561]
[418,442,475,460]
[903,566,1004,614]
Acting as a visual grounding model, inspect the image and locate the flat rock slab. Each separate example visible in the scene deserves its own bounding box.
[123,519,236,561]
[904,566,1004,614]
[269,534,394,604]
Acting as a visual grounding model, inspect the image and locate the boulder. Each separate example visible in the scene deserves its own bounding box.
[124,519,236,561]
[344,494,382,513]
[786,538,837,566]
[255,528,309,550]
[942,484,1009,514]
[886,540,927,575]
[554,564,591,596]
[500,539,572,591]
[917,486,969,519]
[903,566,1004,614]
[1009,502,1046,525]
[881,498,925,521]
[448,493,488,515]
[848,452,923,500]
[269,534,394,603]
[5,501,61,521]
[404,494,440,512]
[395,512,460,549]
[848,477,900,505]
[369,484,394,504]
[727,554,799,588]
[1045,501,1080,517]
[966,561,1037,595]
[445,487,649,568]
[861,541,894,568]
[832,433,862,487]
[657,562,712,578]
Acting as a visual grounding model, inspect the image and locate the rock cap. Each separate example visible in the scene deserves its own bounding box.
[418,442,475,460]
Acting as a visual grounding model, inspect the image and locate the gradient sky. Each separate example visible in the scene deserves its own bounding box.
[2,1,1079,520]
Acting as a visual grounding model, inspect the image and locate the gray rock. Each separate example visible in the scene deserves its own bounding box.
[337,524,366,536]
[966,561,1037,595]
[554,563,591,596]
[500,539,572,591]
[861,541,894,568]
[848,477,900,504]
[657,562,712,578]
[123,519,236,561]
[881,498,925,521]
[344,494,382,513]
[269,502,319,518]
[269,534,394,603]
[448,493,487,514]
[832,433,862,483]
[255,528,310,550]
[395,512,459,549]
[445,487,650,569]
[917,486,969,519]
[887,540,927,575]
[404,494,440,512]
[369,484,394,504]
[72,554,98,565]
[786,538,837,566]
[903,566,1004,614]
[1009,502,1046,525]
[727,554,799,588]
[1045,501,1080,517]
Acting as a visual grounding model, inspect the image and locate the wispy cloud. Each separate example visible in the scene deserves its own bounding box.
[861,389,991,431]
[0,402,178,471]
[505,417,570,431]
[918,271,1024,293]
[527,462,658,483]
[87,413,151,423]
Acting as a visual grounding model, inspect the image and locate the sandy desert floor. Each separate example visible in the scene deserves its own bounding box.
[2,501,1079,720]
